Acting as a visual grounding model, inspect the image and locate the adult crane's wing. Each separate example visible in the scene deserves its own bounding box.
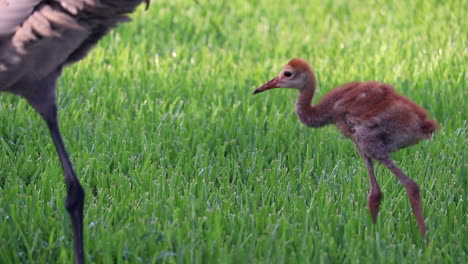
[0,0,147,90]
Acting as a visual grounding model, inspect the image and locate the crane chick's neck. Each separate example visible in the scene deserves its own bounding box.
[295,74,316,108]
[295,87,315,120]
[294,74,328,128]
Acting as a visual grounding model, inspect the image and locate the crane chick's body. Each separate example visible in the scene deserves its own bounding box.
[254,58,437,237]
[312,80,437,152]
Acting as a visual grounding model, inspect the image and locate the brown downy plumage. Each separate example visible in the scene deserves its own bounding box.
[0,1,149,263]
[254,58,438,237]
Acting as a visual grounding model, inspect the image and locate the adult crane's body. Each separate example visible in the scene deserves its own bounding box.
[254,58,438,237]
[0,1,149,263]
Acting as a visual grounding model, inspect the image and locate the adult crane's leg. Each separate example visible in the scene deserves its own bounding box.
[25,70,85,264]
[44,110,85,263]
[363,157,382,223]
[376,156,427,237]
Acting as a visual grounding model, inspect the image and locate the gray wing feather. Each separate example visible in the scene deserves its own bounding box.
[0,0,146,91]
[0,0,42,35]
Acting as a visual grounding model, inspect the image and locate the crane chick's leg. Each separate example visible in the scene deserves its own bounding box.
[25,72,85,264]
[354,128,425,237]
[377,156,427,237]
[363,157,382,223]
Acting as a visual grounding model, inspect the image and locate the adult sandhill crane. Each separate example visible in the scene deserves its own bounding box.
[1,0,149,263]
[254,58,438,237]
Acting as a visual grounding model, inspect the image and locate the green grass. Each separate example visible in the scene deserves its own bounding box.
[0,0,466,263]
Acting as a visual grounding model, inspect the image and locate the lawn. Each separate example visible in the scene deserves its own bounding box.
[0,0,466,263]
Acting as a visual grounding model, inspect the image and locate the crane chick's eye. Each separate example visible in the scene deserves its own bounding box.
[284,71,293,77]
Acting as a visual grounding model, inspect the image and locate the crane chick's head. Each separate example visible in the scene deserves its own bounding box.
[254,58,312,94]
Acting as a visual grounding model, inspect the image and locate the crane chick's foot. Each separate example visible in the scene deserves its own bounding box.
[403,179,427,237]
[367,191,382,223]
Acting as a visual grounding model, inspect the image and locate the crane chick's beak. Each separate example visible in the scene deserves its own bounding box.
[253,77,280,94]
